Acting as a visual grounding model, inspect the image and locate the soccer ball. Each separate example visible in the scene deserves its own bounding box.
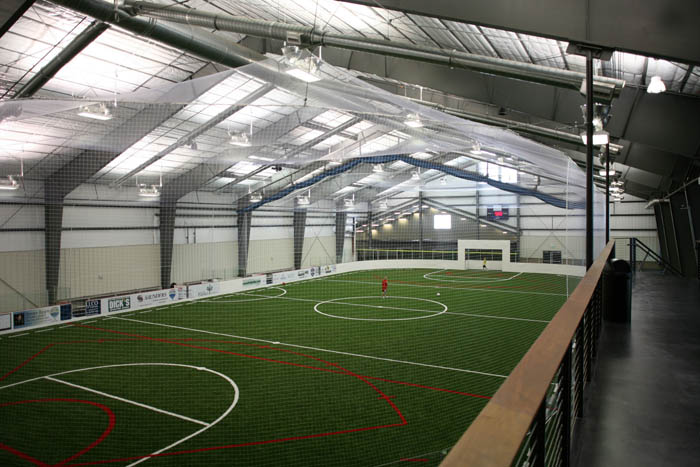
[436,292,440,296]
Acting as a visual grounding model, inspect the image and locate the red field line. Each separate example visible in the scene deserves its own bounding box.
[64,422,408,466]
[0,398,115,467]
[0,344,56,382]
[1,325,491,465]
[5,324,407,465]
[165,338,491,400]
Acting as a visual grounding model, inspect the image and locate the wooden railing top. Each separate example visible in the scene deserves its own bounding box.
[441,240,615,466]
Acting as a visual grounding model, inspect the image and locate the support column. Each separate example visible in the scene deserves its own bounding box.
[585,49,594,269]
[159,201,176,289]
[605,143,610,244]
[418,193,424,258]
[237,203,252,277]
[293,209,307,270]
[367,211,373,253]
[475,190,480,240]
[335,211,347,264]
[44,197,64,305]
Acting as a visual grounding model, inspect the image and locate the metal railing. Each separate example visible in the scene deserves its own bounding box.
[441,240,615,466]
[629,237,682,276]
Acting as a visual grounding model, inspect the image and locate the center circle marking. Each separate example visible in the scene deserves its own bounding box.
[314,296,447,321]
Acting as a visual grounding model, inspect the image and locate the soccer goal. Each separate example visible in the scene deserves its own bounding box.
[458,240,510,271]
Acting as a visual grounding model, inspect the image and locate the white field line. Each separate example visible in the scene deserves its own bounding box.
[234,291,547,323]
[139,310,153,314]
[8,333,29,338]
[204,287,287,303]
[424,269,524,283]
[321,278,567,297]
[59,325,72,329]
[0,362,239,467]
[44,376,208,427]
[35,328,54,333]
[445,311,548,323]
[113,317,507,379]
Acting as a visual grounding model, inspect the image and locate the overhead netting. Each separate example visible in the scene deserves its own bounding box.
[0,49,605,466]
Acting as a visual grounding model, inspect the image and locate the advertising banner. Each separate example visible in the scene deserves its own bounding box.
[106,295,132,313]
[0,313,11,331]
[272,266,332,285]
[132,289,179,308]
[85,299,101,316]
[242,277,262,288]
[13,305,62,329]
[188,282,221,298]
[60,303,72,321]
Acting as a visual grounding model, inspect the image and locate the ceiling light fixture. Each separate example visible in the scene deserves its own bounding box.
[404,113,423,128]
[0,175,19,191]
[581,129,610,146]
[411,170,421,180]
[230,121,253,147]
[138,185,160,197]
[229,132,251,146]
[78,103,112,121]
[248,155,274,162]
[282,45,322,82]
[372,164,383,173]
[296,189,311,206]
[647,75,666,94]
[344,194,355,208]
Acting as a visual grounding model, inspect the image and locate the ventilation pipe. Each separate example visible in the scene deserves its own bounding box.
[124,0,625,102]
[49,0,264,68]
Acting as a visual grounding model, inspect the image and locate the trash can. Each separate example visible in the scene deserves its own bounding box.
[605,259,632,322]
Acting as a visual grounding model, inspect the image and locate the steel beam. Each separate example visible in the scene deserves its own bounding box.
[159,202,176,288]
[335,211,347,263]
[14,20,109,99]
[293,209,307,270]
[237,198,252,277]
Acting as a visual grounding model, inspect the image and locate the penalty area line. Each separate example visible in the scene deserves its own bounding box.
[44,376,209,427]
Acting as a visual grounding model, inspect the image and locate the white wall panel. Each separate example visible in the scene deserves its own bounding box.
[0,231,44,252]
[62,230,155,248]
[0,249,46,312]
[248,238,293,273]
[301,235,335,267]
[0,204,43,229]
[63,206,157,228]
[171,241,237,283]
[57,244,159,300]
[250,226,293,241]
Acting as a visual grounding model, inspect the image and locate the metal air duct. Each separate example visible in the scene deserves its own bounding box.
[124,0,625,102]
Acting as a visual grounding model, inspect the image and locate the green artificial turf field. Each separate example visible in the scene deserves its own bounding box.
[0,268,579,466]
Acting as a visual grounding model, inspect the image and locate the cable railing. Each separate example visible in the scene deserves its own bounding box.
[441,240,615,466]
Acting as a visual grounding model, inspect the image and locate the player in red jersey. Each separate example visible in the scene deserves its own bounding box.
[382,276,388,298]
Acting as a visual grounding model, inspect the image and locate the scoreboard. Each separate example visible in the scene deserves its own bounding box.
[486,206,509,221]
